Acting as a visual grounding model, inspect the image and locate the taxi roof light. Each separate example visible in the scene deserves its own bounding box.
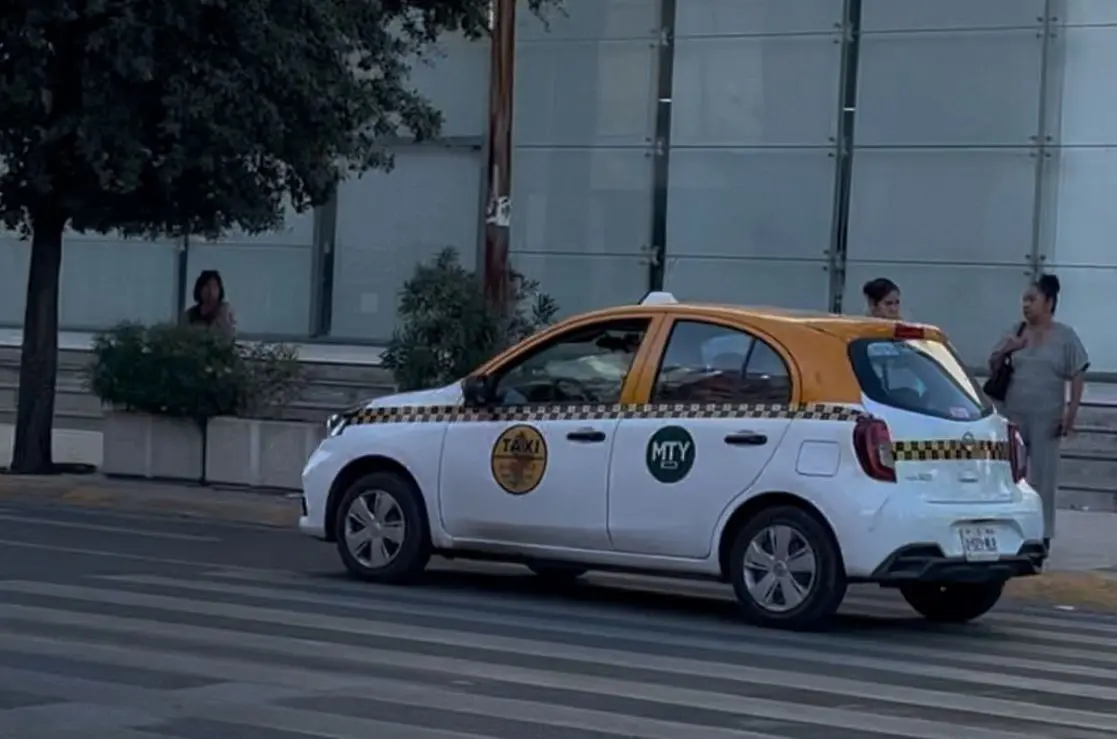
[639,291,678,306]
[893,324,925,340]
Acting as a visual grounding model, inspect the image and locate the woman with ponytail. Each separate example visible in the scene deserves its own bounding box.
[863,277,901,320]
[988,274,1088,547]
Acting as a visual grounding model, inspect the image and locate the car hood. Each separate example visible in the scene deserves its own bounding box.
[362,381,464,410]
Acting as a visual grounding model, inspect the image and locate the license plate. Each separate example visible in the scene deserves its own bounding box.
[958,526,1000,561]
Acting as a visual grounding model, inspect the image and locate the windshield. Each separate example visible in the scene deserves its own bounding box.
[848,338,992,421]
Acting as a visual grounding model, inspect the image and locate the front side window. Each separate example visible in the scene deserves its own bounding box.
[493,319,650,405]
[849,338,992,421]
[652,321,792,405]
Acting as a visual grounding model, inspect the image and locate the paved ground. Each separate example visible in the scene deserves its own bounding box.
[5,473,1117,611]
[1,499,1116,738]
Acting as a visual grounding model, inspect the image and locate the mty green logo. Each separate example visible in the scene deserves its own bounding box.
[645,425,696,484]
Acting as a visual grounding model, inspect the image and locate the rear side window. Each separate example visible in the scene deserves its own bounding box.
[848,338,992,421]
[652,321,792,405]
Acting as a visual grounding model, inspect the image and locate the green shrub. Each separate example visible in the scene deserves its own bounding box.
[236,341,305,418]
[381,247,559,392]
[86,322,304,423]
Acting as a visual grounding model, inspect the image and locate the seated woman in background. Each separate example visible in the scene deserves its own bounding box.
[863,277,901,320]
[185,269,236,337]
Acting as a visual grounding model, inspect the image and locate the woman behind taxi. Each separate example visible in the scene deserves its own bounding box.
[184,270,236,338]
[864,278,901,320]
[988,275,1088,546]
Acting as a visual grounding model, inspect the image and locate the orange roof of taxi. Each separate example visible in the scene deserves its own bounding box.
[579,291,947,343]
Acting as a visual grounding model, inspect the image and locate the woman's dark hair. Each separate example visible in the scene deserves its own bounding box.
[192,270,225,304]
[862,277,899,305]
[1034,273,1060,314]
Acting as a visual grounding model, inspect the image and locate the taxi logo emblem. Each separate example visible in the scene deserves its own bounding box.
[646,425,696,484]
[491,424,548,495]
[961,432,976,453]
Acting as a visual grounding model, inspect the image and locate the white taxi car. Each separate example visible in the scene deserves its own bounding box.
[298,293,1045,630]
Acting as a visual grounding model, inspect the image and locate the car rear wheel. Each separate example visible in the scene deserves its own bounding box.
[335,471,431,584]
[527,564,587,583]
[729,505,847,631]
[899,581,1004,622]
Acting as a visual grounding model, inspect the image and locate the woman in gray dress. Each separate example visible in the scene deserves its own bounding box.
[988,275,1088,547]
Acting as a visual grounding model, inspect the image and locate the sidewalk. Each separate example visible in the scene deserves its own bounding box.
[1005,508,1117,611]
[0,472,1113,610]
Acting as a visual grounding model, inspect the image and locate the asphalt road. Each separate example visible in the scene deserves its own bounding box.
[0,501,1115,739]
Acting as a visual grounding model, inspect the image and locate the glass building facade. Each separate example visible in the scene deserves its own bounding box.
[1,0,1114,371]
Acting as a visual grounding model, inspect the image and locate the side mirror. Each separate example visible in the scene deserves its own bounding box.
[462,375,493,406]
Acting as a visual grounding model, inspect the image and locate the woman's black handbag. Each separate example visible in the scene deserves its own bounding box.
[982,323,1025,401]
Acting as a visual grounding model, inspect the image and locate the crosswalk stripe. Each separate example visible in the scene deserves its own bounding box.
[0,615,1031,739]
[2,569,1117,739]
[185,568,1117,685]
[0,652,528,739]
[0,633,788,739]
[2,577,1117,737]
[189,568,1117,664]
[118,569,1117,641]
[12,574,1117,715]
[0,633,783,739]
[91,573,1117,694]
[207,564,1117,634]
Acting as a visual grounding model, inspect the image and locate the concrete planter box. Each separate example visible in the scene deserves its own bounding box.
[102,410,205,481]
[205,416,323,490]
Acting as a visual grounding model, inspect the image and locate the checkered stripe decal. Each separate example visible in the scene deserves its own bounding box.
[892,439,1011,462]
[344,402,865,426]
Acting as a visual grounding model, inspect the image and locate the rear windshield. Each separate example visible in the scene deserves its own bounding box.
[848,338,992,421]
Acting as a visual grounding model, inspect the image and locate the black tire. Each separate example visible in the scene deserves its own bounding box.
[334,471,431,584]
[728,505,846,631]
[900,581,1004,623]
[527,564,587,583]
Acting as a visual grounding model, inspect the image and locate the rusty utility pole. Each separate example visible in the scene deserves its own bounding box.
[483,0,516,314]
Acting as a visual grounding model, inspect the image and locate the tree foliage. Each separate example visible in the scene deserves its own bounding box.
[0,0,559,472]
[0,0,558,237]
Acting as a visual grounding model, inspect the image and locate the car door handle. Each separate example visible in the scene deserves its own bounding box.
[567,429,606,443]
[724,432,768,446]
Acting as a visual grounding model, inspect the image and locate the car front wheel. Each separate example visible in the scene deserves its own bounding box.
[729,505,847,631]
[335,471,431,584]
[899,581,1004,622]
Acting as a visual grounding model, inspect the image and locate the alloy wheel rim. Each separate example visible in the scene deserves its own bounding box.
[742,524,818,613]
[344,489,406,568]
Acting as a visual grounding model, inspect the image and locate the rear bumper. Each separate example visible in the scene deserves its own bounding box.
[834,483,1045,578]
[869,541,1047,584]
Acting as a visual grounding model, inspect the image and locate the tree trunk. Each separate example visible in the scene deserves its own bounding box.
[10,213,66,474]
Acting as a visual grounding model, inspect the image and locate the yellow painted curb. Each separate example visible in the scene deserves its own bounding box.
[61,488,114,503]
[1006,572,1117,612]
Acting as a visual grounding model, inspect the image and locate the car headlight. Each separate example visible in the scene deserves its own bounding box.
[326,413,349,438]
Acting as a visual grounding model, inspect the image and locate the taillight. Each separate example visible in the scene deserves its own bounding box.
[853,417,896,482]
[1007,422,1027,483]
